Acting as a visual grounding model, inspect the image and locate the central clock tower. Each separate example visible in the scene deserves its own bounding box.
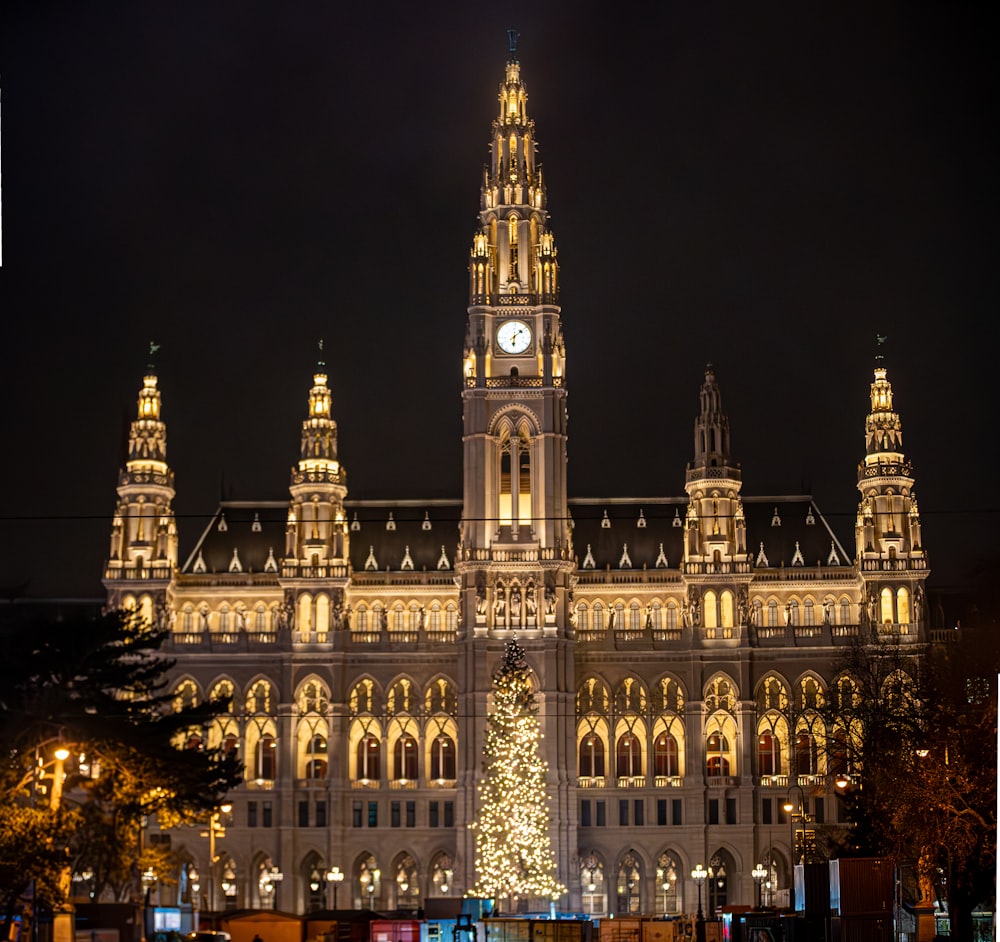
[455,41,577,897]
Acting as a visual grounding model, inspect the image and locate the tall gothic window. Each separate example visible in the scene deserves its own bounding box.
[579,734,606,778]
[616,733,642,778]
[653,733,679,778]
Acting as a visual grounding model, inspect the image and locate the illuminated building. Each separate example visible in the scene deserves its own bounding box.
[103,48,929,917]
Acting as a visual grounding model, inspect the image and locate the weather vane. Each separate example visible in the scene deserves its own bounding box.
[149,341,161,357]
[507,28,519,58]
[875,334,887,361]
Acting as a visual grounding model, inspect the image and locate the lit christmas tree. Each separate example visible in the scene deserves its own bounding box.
[469,637,566,911]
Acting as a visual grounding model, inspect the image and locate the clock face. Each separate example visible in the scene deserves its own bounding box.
[496,319,532,354]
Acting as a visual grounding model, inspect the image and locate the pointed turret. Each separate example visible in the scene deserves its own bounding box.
[855,341,928,629]
[283,345,350,574]
[104,354,177,619]
[683,366,748,569]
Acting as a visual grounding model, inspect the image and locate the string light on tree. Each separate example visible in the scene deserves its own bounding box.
[468,637,566,911]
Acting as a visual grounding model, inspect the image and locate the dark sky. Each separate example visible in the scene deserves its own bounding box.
[1,3,997,598]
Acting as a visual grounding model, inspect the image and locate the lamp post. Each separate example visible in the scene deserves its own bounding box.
[691,865,707,942]
[189,867,200,931]
[783,784,810,911]
[751,865,768,910]
[326,867,344,909]
[204,802,232,912]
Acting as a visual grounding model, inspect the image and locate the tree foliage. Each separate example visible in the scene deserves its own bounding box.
[0,608,242,926]
[827,621,997,939]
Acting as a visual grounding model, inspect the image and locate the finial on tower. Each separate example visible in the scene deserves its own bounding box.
[875,334,887,362]
[507,28,520,60]
[148,340,161,370]
[317,338,326,368]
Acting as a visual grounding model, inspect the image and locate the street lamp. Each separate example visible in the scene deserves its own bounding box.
[326,867,344,909]
[751,865,768,909]
[783,784,811,910]
[189,867,200,931]
[691,865,707,942]
[203,802,232,911]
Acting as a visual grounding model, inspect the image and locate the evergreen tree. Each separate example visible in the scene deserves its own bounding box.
[469,637,565,911]
[0,609,242,929]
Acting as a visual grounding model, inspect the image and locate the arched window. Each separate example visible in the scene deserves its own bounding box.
[653,733,679,778]
[629,602,642,630]
[880,587,895,625]
[719,590,734,627]
[616,733,642,778]
[357,734,381,780]
[804,599,815,625]
[706,732,730,776]
[703,590,718,628]
[430,734,456,781]
[579,735,606,778]
[255,733,277,780]
[650,601,663,630]
[616,851,642,914]
[254,604,268,631]
[708,854,728,915]
[666,602,678,630]
[580,854,605,916]
[758,732,778,776]
[795,732,817,776]
[305,735,327,779]
[393,734,418,780]
[298,593,312,631]
[896,587,911,625]
[655,853,680,914]
[840,599,852,625]
[767,600,779,627]
[315,594,330,633]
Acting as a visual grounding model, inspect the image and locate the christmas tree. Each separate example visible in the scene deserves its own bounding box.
[469,637,566,911]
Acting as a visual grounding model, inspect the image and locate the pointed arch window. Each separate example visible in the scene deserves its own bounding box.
[615,732,642,778]
[719,590,734,627]
[357,734,381,781]
[579,734,606,778]
[767,600,779,627]
[795,732,818,776]
[757,732,778,777]
[653,733,679,778]
[393,734,418,781]
[616,851,642,914]
[706,732,730,776]
[629,602,642,631]
[665,601,678,630]
[656,853,680,914]
[430,734,456,781]
[255,733,277,780]
[880,587,895,625]
[306,735,328,779]
[896,587,911,626]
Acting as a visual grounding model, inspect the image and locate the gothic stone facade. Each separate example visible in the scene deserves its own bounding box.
[103,55,929,919]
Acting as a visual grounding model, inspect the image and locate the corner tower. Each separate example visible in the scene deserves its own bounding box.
[458,42,572,634]
[104,354,178,622]
[280,347,350,625]
[855,341,929,633]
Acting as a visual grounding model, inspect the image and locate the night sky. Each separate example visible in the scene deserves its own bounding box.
[1,3,996,599]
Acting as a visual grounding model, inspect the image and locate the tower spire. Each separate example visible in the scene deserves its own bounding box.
[104,355,178,608]
[855,337,928,625]
[283,344,349,573]
[683,365,748,569]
